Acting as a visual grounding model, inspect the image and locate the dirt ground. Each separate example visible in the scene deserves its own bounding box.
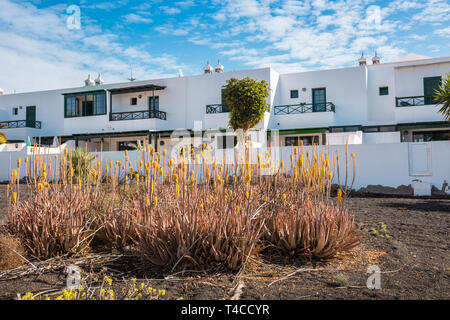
[0,185,448,300]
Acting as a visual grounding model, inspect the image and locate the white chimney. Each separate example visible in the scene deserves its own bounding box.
[358,53,367,66]
[204,61,213,74]
[215,60,224,73]
[84,74,95,86]
[95,74,104,85]
[372,51,380,65]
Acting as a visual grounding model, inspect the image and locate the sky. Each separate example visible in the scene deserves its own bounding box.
[0,0,449,93]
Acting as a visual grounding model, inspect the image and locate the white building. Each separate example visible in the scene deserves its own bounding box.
[0,53,449,152]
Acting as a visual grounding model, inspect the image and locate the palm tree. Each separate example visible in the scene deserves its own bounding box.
[0,122,7,144]
[434,73,450,121]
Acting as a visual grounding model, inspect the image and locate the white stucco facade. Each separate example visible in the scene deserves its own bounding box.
[0,55,449,151]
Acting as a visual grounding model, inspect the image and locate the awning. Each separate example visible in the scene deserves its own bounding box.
[108,84,166,95]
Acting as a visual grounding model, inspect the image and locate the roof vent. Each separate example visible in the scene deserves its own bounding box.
[358,52,367,66]
[95,74,104,85]
[84,74,95,86]
[372,51,380,65]
[204,61,213,74]
[215,60,224,73]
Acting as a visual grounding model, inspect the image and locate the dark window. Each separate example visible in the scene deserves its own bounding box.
[285,136,298,146]
[290,90,299,99]
[217,135,237,149]
[330,126,361,132]
[379,87,389,95]
[330,127,344,133]
[379,126,396,132]
[423,76,442,105]
[118,141,142,151]
[413,130,449,142]
[221,89,231,112]
[363,127,379,132]
[149,96,159,111]
[64,92,106,118]
[312,88,326,112]
[130,97,137,105]
[285,136,319,146]
[12,108,18,115]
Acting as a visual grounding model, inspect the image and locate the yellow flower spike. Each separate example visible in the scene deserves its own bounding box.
[145,194,150,206]
[12,169,17,179]
[280,161,284,169]
[163,149,167,157]
[42,163,46,172]
[184,185,187,192]
[12,192,17,204]
[24,157,28,164]
[173,173,179,183]
[37,183,43,192]
[282,194,287,201]
[153,196,158,207]
[17,158,21,168]
[245,191,249,199]
[328,171,333,180]
[124,149,128,157]
[200,203,204,210]
[351,152,356,159]
[176,183,180,197]
[228,189,232,196]
[160,168,164,177]
[337,188,342,203]
[139,160,144,168]
[64,148,68,156]
[206,168,211,180]
[135,173,140,181]
[44,182,50,189]
[190,175,196,186]
[294,147,298,155]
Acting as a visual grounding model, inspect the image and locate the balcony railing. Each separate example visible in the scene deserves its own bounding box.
[110,110,167,121]
[206,104,271,114]
[206,104,230,114]
[274,102,335,115]
[0,120,41,129]
[396,96,427,107]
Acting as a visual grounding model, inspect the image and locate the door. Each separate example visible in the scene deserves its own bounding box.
[423,76,441,105]
[312,88,326,112]
[26,106,36,128]
[149,96,159,111]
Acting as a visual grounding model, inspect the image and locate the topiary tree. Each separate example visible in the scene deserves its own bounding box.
[434,73,450,121]
[222,77,269,152]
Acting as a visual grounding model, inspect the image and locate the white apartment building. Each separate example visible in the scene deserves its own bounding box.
[0,54,449,152]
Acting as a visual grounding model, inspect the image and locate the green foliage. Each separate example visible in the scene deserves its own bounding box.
[333,273,349,286]
[434,73,450,121]
[0,122,7,144]
[71,148,96,178]
[222,77,270,132]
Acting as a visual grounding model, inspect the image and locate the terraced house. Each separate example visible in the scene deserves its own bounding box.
[0,54,449,152]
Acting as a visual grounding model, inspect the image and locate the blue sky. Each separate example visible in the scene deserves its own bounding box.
[0,0,449,93]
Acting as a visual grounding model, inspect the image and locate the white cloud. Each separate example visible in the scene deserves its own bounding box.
[160,6,181,15]
[434,26,450,38]
[0,0,182,93]
[123,13,153,24]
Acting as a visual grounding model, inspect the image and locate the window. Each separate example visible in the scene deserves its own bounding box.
[413,130,449,142]
[285,136,319,146]
[363,125,396,132]
[290,90,299,99]
[64,91,106,118]
[312,88,326,112]
[149,96,159,111]
[330,126,361,133]
[221,89,231,112]
[285,136,298,146]
[424,76,442,105]
[130,97,137,105]
[118,141,142,151]
[379,87,389,96]
[12,108,18,115]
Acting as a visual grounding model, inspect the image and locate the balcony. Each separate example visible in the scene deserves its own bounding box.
[110,110,167,121]
[0,120,41,129]
[206,104,230,114]
[396,96,427,107]
[274,102,335,115]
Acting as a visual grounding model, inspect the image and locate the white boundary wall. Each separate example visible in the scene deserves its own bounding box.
[1,141,449,194]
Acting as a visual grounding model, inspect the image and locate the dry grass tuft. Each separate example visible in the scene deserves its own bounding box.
[0,234,26,270]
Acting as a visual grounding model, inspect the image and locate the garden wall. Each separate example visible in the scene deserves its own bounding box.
[0,141,449,195]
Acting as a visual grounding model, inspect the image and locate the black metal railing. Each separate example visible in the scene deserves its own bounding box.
[0,120,41,129]
[274,102,335,115]
[395,96,430,107]
[206,104,271,114]
[110,110,167,121]
[206,104,230,114]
